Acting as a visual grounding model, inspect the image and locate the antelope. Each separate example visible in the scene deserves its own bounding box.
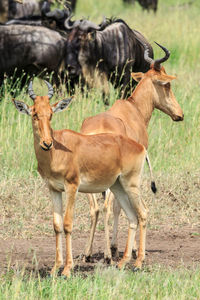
[80,42,184,263]
[13,81,148,277]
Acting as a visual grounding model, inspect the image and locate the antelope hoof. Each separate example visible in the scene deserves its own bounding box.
[83,255,93,263]
[61,267,71,278]
[104,256,113,265]
[132,266,141,272]
[111,246,119,258]
[50,264,63,276]
[132,249,138,259]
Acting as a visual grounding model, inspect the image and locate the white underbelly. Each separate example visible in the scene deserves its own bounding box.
[47,175,119,193]
[78,175,118,193]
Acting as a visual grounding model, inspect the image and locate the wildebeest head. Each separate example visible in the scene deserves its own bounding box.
[41,2,71,31]
[65,17,102,77]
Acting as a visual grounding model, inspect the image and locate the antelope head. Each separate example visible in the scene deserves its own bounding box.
[131,42,184,122]
[13,81,72,151]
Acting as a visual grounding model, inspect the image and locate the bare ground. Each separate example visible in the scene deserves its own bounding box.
[0,225,199,276]
[0,173,200,276]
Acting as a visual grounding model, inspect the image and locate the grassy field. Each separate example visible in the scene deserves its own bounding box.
[0,0,200,298]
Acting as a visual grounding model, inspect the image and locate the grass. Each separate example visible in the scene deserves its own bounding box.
[0,0,200,298]
[0,266,200,300]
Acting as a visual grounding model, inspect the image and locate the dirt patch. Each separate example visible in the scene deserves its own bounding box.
[0,226,199,276]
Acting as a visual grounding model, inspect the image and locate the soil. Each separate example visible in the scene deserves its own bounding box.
[0,225,199,276]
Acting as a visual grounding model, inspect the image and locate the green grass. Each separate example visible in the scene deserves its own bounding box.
[1,266,200,300]
[1,0,200,176]
[0,0,200,298]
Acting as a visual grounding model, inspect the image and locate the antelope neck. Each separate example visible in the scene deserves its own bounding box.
[130,80,154,127]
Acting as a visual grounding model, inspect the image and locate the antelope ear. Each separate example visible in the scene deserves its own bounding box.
[52,97,73,113]
[155,74,177,85]
[131,72,144,82]
[12,99,32,115]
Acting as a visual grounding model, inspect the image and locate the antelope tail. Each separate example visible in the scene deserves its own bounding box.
[146,153,157,194]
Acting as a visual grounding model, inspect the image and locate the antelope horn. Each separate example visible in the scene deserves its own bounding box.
[45,81,54,99]
[153,42,170,71]
[28,81,36,101]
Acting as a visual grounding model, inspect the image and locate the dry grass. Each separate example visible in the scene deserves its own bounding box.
[1,170,199,240]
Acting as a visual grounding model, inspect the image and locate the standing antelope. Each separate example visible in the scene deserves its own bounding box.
[13,81,148,277]
[81,42,184,263]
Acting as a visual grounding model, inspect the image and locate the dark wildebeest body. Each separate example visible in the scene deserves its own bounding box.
[123,0,158,12]
[0,0,9,23]
[5,2,73,32]
[8,0,46,20]
[70,0,77,11]
[138,0,158,12]
[0,24,67,88]
[66,19,153,98]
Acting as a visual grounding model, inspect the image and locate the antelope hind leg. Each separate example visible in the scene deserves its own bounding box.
[83,194,99,261]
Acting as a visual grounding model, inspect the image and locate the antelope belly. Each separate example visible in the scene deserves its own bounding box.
[78,176,118,193]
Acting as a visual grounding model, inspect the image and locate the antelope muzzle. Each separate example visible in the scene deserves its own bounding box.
[40,140,53,151]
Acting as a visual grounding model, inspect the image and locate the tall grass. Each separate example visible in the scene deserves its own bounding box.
[1,0,200,176]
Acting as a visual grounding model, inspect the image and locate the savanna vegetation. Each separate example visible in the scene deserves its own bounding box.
[0,0,200,299]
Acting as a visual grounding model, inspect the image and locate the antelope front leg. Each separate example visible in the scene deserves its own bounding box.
[62,183,78,278]
[50,189,63,275]
[84,194,99,261]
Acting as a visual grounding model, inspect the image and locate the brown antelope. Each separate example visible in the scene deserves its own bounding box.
[13,81,148,277]
[80,42,184,263]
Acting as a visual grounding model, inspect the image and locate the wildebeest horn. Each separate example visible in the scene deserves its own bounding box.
[153,42,170,71]
[64,15,81,30]
[99,16,107,30]
[78,20,101,31]
[144,42,170,71]
[144,44,154,65]
[45,81,54,99]
[28,81,36,101]
[41,1,51,16]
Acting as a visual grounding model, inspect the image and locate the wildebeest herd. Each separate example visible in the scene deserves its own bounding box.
[0,0,156,98]
[1,0,185,278]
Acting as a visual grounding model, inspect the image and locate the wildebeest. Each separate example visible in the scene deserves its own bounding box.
[123,0,158,12]
[6,5,71,31]
[65,17,153,99]
[5,2,74,33]
[0,0,52,24]
[0,0,9,23]
[138,0,158,12]
[69,0,77,11]
[0,24,68,89]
